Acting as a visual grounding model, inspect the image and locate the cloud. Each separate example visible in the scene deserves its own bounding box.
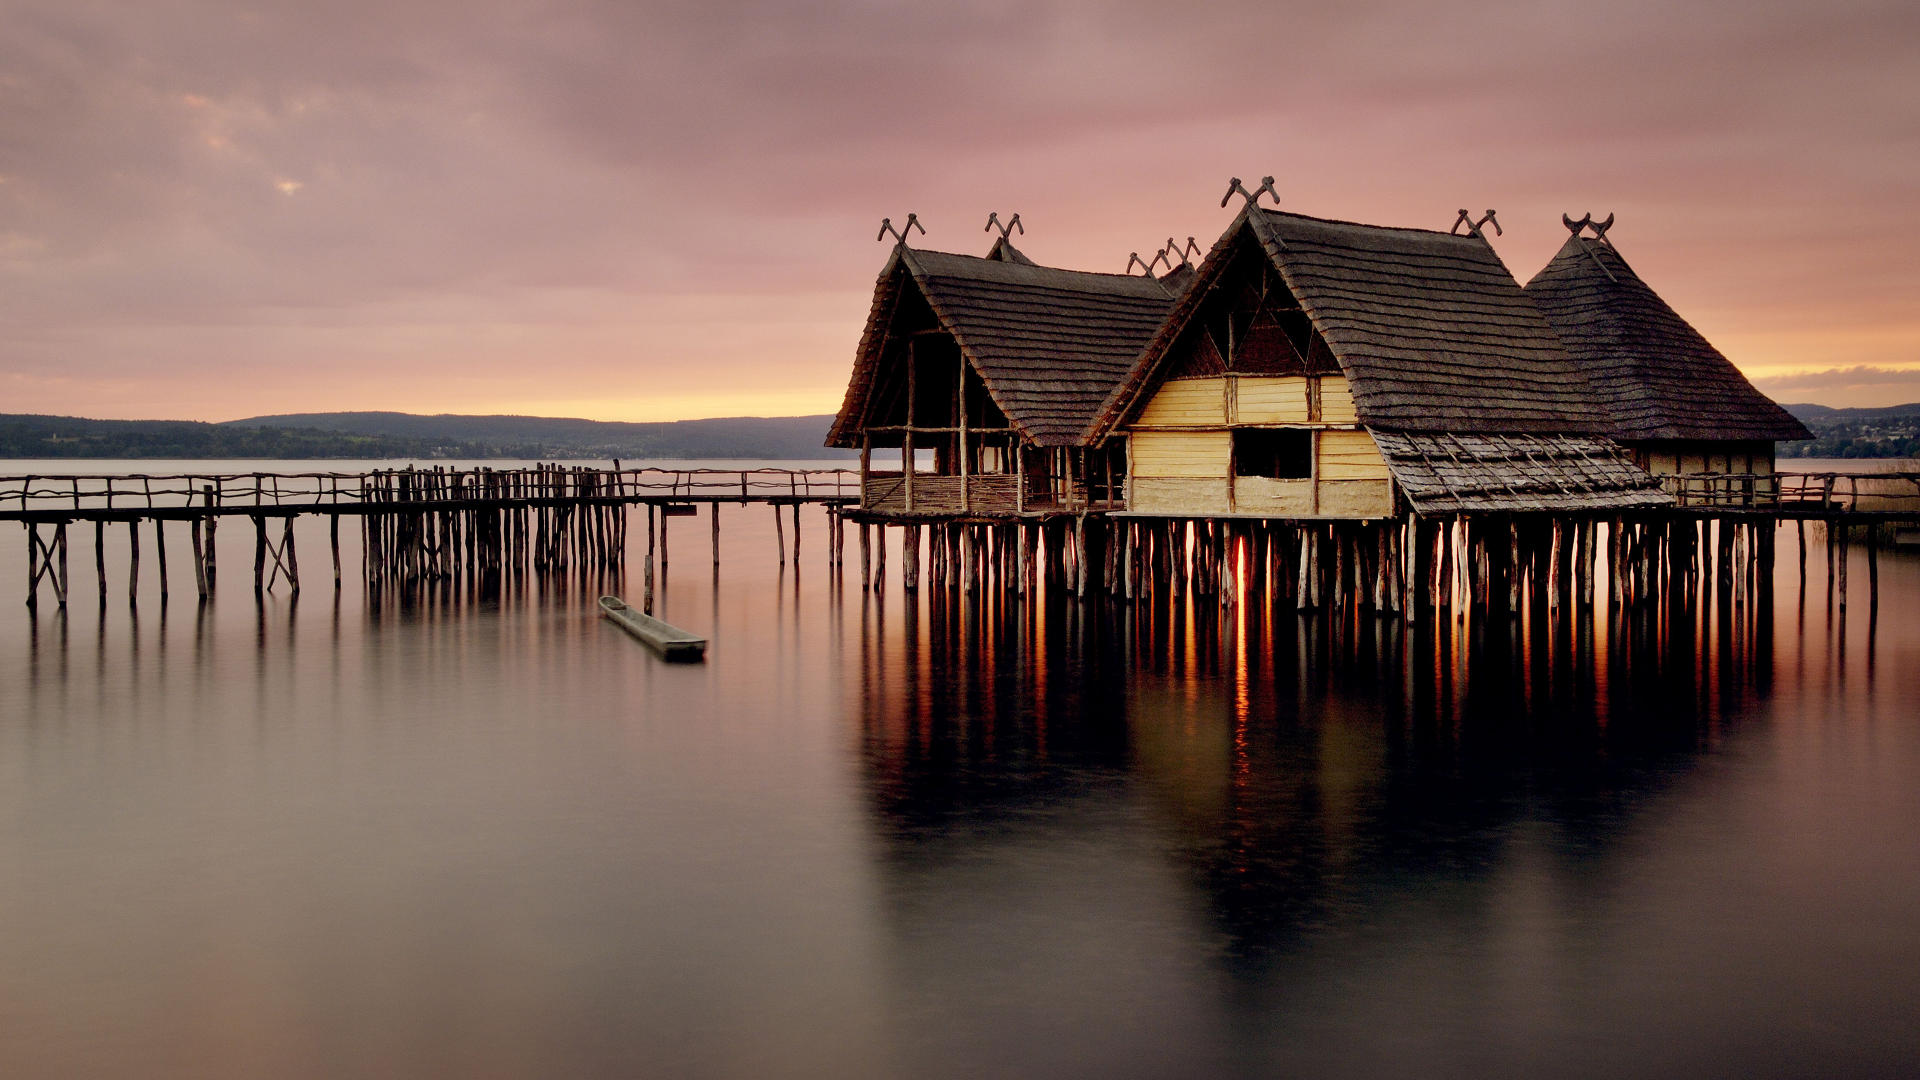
[1753,366,1920,406]
[0,0,1917,419]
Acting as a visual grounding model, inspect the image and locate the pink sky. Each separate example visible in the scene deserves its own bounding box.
[2,0,1915,421]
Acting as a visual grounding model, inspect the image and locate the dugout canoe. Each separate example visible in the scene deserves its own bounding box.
[599,595,707,661]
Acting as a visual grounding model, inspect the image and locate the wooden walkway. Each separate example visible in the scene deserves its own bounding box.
[6,466,858,609]
[7,466,1918,613]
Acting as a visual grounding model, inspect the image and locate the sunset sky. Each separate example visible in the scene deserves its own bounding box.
[2,0,1915,422]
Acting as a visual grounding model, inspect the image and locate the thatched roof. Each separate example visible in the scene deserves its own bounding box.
[1373,432,1671,514]
[1093,206,1603,440]
[828,245,1179,448]
[1524,236,1811,442]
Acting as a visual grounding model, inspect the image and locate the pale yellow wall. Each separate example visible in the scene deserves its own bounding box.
[1233,376,1310,424]
[1131,430,1231,478]
[1124,388,1396,517]
[1317,430,1391,480]
[1136,378,1227,427]
[1320,380,1358,424]
[1135,374,1363,428]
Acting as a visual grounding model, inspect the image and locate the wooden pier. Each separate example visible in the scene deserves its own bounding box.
[6,466,857,610]
[7,466,1917,618]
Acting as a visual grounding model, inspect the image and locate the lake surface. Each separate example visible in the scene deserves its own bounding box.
[3,460,1918,1078]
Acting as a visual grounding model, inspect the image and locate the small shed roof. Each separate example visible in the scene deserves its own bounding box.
[1373,432,1671,514]
[1523,236,1811,442]
[1094,206,1603,440]
[828,246,1180,448]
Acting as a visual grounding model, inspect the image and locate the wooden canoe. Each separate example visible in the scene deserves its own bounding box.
[599,596,707,661]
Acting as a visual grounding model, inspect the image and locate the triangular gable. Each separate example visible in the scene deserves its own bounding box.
[829,246,1177,448]
[1092,206,1605,442]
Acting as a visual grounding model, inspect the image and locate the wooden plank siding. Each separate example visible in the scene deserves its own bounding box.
[1125,373,1395,517]
[1131,430,1232,477]
[1234,376,1311,423]
[1316,430,1391,480]
[1135,378,1228,427]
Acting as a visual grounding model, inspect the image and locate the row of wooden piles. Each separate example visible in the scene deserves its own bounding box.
[846,515,1805,616]
[360,466,627,592]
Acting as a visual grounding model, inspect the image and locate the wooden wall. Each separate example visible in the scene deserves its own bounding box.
[1632,439,1777,477]
[1126,375,1393,518]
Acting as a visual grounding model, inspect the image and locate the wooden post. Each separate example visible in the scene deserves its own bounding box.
[712,502,722,567]
[904,525,920,591]
[95,520,107,603]
[129,520,141,603]
[56,524,68,606]
[957,356,970,514]
[1796,519,1806,588]
[154,518,169,600]
[1836,522,1849,612]
[859,522,871,590]
[191,518,208,598]
[792,503,801,566]
[203,486,218,591]
[904,341,916,511]
[24,523,38,609]
[283,517,300,595]
[1858,522,1873,611]
[1073,515,1087,598]
[773,504,785,567]
[644,505,655,613]
[332,514,342,588]
[875,525,886,592]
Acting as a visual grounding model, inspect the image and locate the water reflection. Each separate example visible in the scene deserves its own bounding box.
[855,590,1776,979]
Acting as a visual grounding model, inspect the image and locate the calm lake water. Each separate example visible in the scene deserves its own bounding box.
[3,460,1918,1079]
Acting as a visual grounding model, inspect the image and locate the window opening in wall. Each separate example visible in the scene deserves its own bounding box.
[1233,428,1312,479]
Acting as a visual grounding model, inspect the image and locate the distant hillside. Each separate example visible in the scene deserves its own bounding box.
[1781,402,1920,459]
[0,411,848,460]
[0,414,475,459]
[226,412,849,460]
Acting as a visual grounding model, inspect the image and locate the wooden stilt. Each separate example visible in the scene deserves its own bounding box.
[130,520,142,603]
[154,518,169,600]
[773,504,785,567]
[191,518,208,598]
[859,522,871,590]
[904,525,920,591]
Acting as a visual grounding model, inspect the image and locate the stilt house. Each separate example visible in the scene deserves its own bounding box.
[1088,205,1670,519]
[828,235,1180,517]
[1523,218,1811,503]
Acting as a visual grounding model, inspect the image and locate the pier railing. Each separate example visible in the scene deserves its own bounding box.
[1668,470,1920,512]
[0,466,859,516]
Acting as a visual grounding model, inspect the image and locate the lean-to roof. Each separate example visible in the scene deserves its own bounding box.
[1523,236,1811,442]
[1095,206,1602,439]
[1373,432,1671,514]
[828,246,1180,447]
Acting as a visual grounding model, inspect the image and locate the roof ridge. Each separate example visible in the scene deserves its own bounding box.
[1250,204,1489,242]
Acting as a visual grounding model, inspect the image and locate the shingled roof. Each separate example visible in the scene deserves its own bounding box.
[1094,206,1604,440]
[1372,432,1670,514]
[828,246,1179,447]
[1524,235,1811,442]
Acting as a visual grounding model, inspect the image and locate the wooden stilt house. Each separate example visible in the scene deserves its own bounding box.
[1088,205,1670,518]
[1523,218,1811,504]
[828,234,1180,518]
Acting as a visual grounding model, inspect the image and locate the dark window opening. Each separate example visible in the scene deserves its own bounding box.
[1233,428,1312,480]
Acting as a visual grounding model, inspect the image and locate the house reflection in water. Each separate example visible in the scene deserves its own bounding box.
[851,591,1775,985]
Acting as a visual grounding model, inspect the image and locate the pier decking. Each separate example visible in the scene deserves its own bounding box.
[7,465,1919,616]
[6,466,857,609]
